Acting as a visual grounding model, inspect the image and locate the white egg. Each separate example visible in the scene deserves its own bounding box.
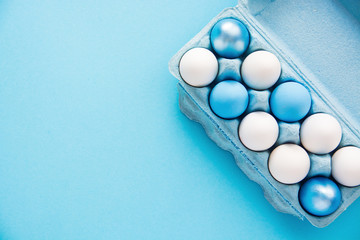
[241,50,281,90]
[269,144,310,184]
[179,48,218,87]
[332,146,360,187]
[300,113,342,154]
[239,111,279,151]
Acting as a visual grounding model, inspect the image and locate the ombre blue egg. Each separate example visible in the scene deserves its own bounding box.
[270,81,311,122]
[209,80,249,119]
[210,18,250,59]
[299,177,342,217]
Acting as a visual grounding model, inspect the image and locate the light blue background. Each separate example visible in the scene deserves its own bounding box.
[0,0,359,239]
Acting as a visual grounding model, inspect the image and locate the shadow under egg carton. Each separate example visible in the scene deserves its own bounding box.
[169,5,360,228]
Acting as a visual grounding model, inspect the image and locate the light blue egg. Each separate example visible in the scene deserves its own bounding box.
[210,18,250,59]
[209,80,249,119]
[270,81,311,122]
[299,177,342,217]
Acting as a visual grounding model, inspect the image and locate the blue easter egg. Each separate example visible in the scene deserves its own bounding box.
[209,80,249,119]
[299,177,342,217]
[270,81,311,122]
[210,18,250,59]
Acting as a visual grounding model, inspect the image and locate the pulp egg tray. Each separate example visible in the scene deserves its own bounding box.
[168,0,360,228]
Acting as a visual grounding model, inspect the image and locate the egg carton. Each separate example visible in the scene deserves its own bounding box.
[168,1,360,228]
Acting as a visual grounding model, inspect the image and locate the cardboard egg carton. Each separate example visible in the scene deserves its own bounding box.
[169,0,360,227]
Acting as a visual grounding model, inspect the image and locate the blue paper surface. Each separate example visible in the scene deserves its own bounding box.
[0,0,359,239]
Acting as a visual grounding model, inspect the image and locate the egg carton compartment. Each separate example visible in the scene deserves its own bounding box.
[169,3,360,228]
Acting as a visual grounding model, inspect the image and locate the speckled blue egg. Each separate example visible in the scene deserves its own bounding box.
[210,18,250,59]
[270,81,311,122]
[209,80,248,119]
[299,177,342,217]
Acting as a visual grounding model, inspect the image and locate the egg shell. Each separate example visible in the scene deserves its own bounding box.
[209,80,249,119]
[270,82,311,122]
[210,18,250,59]
[299,177,342,217]
[239,111,279,151]
[332,146,360,187]
[179,48,218,87]
[241,51,281,90]
[300,113,342,154]
[268,144,310,184]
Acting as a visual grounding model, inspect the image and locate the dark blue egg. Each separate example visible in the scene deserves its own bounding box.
[210,18,250,59]
[299,177,342,216]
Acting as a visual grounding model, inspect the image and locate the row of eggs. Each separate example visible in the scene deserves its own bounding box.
[181,46,360,188]
[179,18,360,216]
